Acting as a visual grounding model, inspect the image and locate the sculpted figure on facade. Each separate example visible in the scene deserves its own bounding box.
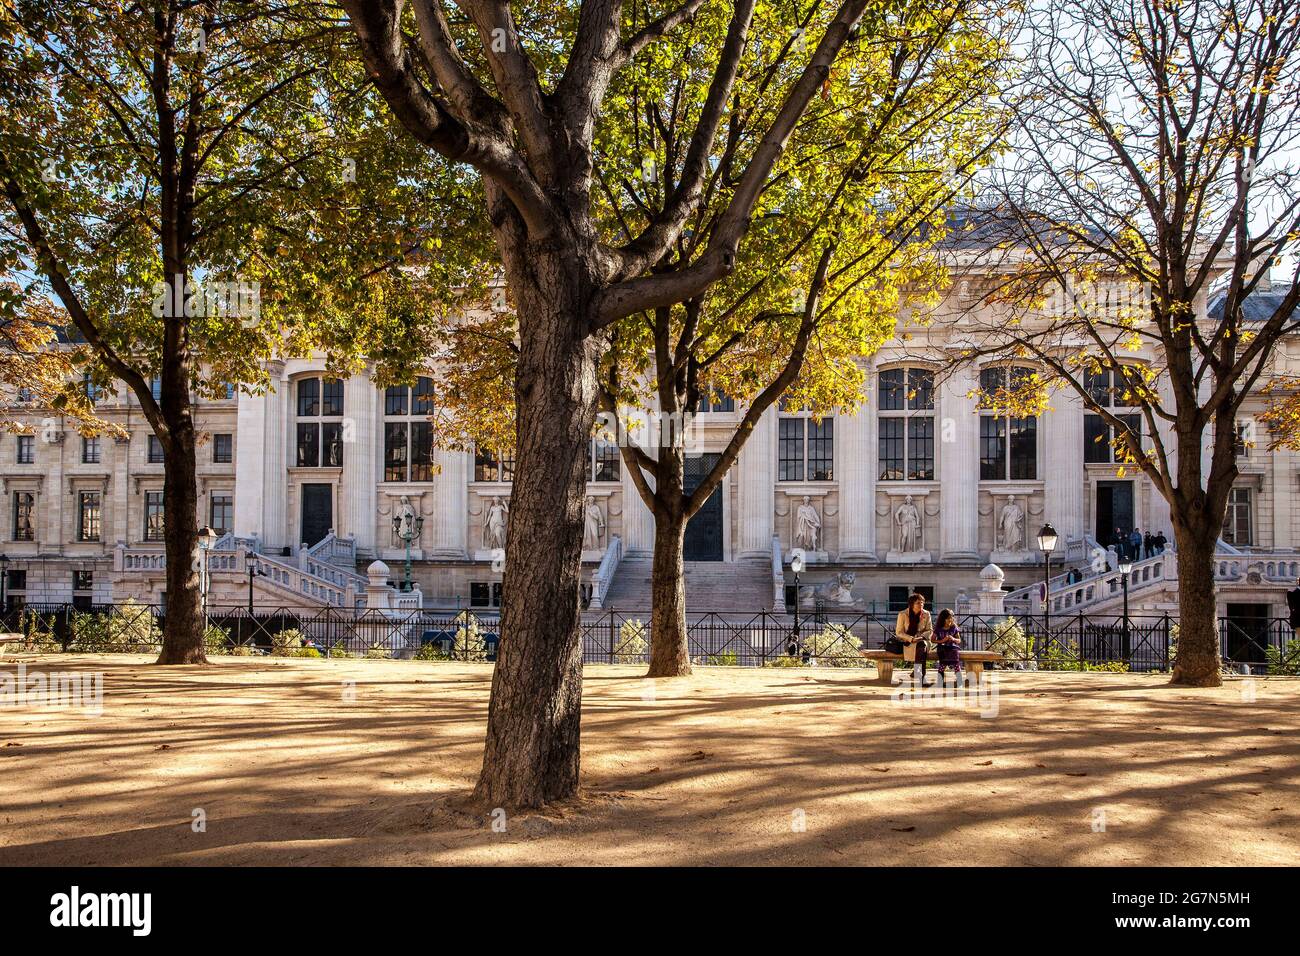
[895,495,921,552]
[998,495,1025,551]
[483,496,509,550]
[582,496,605,550]
[794,495,821,551]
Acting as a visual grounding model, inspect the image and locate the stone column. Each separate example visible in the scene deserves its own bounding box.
[429,447,469,558]
[233,385,266,540]
[261,361,288,551]
[837,401,876,561]
[1045,386,1086,542]
[619,447,655,557]
[736,406,776,558]
[342,372,377,554]
[939,365,980,561]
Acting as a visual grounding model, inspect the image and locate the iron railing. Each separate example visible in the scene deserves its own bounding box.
[3,603,1298,674]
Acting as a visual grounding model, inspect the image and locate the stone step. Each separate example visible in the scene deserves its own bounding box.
[602,558,774,612]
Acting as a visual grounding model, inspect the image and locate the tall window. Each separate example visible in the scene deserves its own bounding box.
[73,570,93,591]
[148,435,164,463]
[78,492,101,541]
[16,386,33,403]
[587,436,621,482]
[81,436,101,464]
[16,435,33,464]
[210,493,233,534]
[213,433,233,463]
[296,377,344,467]
[383,378,435,481]
[12,492,34,541]
[150,376,162,402]
[1083,368,1142,464]
[979,366,1038,480]
[474,446,514,482]
[1222,487,1252,546]
[83,373,102,403]
[696,391,735,413]
[144,491,165,541]
[778,415,833,481]
[878,367,934,480]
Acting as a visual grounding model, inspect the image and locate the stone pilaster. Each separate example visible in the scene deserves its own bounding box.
[429,447,469,558]
[342,373,377,554]
[736,406,776,558]
[837,402,876,561]
[1045,387,1086,542]
[261,361,288,550]
[939,365,980,561]
[619,449,655,557]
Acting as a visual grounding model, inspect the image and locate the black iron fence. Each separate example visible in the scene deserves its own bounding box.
[3,603,1298,675]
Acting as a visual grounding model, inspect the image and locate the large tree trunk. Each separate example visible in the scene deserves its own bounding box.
[156,417,205,664]
[1169,516,1222,687]
[648,511,691,677]
[472,249,600,808]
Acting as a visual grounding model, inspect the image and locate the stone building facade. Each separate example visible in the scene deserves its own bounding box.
[3,277,1298,624]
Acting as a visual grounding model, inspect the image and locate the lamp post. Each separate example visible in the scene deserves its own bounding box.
[197,526,217,632]
[392,512,424,592]
[245,553,267,614]
[786,549,806,661]
[1118,557,1132,660]
[1036,523,1058,664]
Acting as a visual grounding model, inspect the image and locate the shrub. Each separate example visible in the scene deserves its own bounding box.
[204,625,231,655]
[1039,639,1129,673]
[69,600,161,653]
[1266,638,1300,676]
[989,617,1034,665]
[700,650,739,667]
[271,628,306,657]
[615,619,647,664]
[803,623,862,667]
[414,641,447,661]
[328,641,349,659]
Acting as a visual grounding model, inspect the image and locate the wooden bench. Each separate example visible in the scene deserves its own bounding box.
[861,648,1004,683]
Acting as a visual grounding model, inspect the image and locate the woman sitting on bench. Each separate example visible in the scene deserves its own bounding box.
[887,592,933,682]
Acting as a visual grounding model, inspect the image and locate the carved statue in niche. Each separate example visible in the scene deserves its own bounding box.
[582,496,605,550]
[483,496,509,550]
[894,495,921,552]
[794,495,821,551]
[998,495,1025,551]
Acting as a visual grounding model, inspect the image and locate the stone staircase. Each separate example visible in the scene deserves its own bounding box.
[600,557,777,613]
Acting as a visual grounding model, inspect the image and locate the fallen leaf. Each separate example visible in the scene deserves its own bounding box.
[870,766,891,772]
[974,760,993,766]
[891,825,915,832]
[1065,771,1088,777]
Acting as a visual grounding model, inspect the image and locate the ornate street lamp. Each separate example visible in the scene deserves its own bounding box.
[1118,557,1133,660]
[1036,523,1058,662]
[787,549,806,660]
[392,512,425,592]
[197,526,217,630]
[245,552,267,614]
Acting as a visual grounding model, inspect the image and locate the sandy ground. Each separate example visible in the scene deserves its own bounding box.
[0,653,1297,866]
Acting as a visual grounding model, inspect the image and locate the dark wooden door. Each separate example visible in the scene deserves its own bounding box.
[683,454,723,561]
[300,483,333,547]
[1095,480,1134,545]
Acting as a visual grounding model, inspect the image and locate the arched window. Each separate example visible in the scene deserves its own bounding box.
[383,377,435,482]
[296,376,344,467]
[877,367,933,481]
[1083,367,1141,464]
[979,365,1037,480]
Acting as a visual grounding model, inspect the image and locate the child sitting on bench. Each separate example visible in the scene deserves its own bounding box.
[932,608,962,682]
